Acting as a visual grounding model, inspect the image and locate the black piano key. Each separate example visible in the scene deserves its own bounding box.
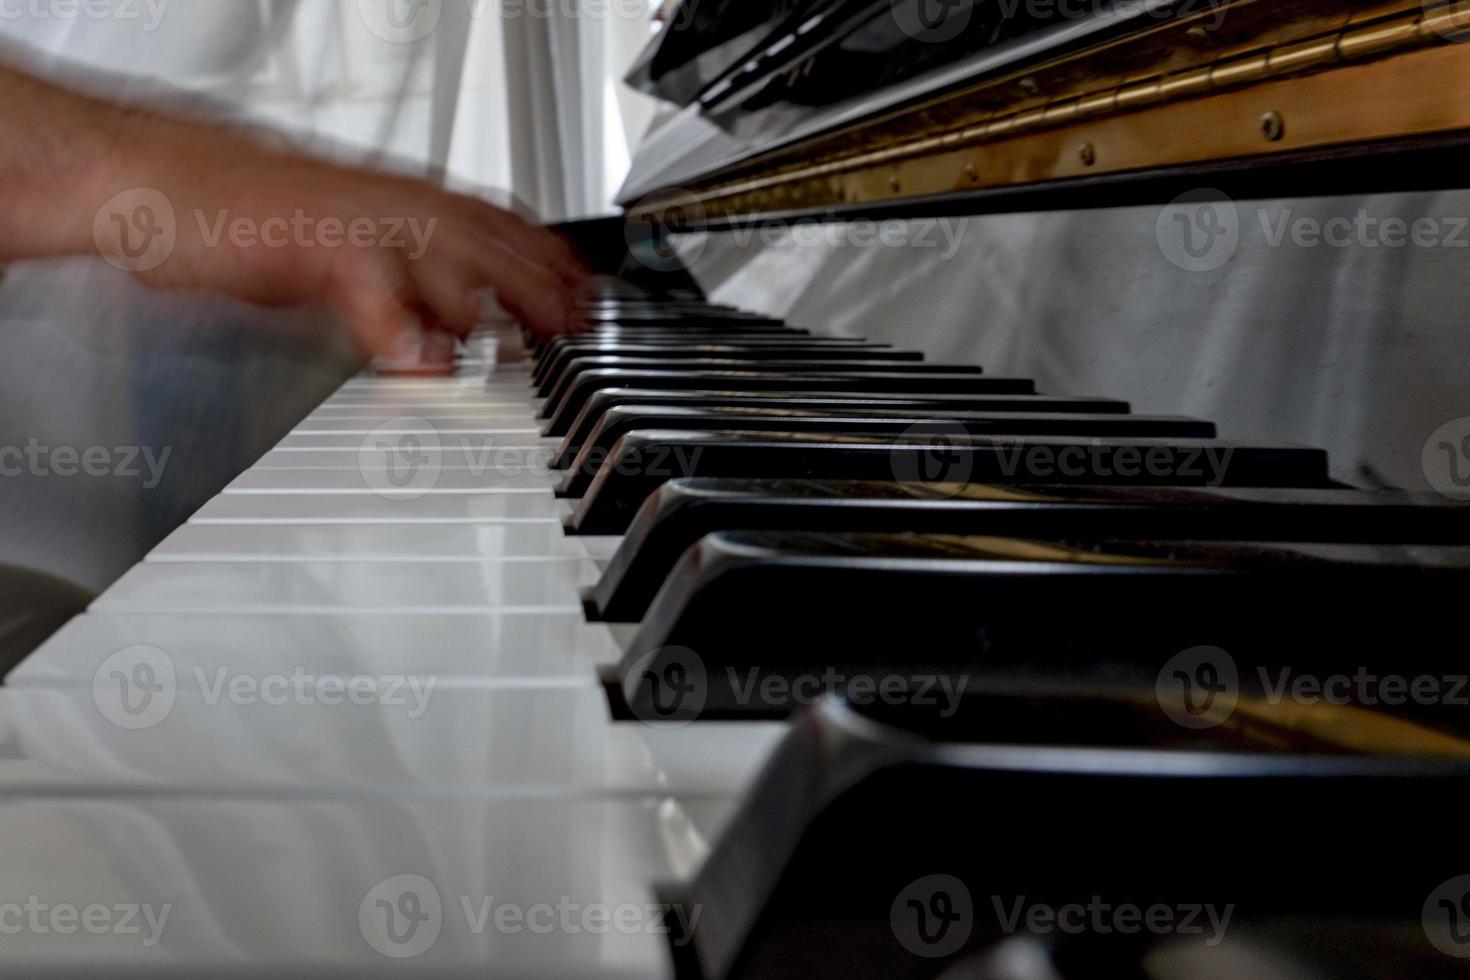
[577,313,786,325]
[533,340,901,387]
[557,408,1216,496]
[541,357,986,409]
[678,700,1470,980]
[588,480,1470,621]
[567,430,1331,533]
[617,532,1470,720]
[534,322,804,351]
[552,390,1134,466]
[535,347,925,396]
[541,372,1038,434]
[534,329,815,362]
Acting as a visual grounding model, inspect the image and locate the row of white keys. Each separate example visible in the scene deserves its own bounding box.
[5,330,786,976]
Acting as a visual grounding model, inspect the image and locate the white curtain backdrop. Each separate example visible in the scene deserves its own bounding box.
[0,0,661,217]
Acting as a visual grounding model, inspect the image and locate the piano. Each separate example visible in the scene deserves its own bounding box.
[7,0,1470,976]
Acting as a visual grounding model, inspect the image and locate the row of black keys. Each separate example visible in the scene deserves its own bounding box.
[563,294,1470,979]
[540,301,1469,725]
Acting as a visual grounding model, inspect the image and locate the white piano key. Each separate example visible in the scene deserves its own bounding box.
[251,445,556,469]
[0,794,714,977]
[304,410,540,422]
[149,523,594,561]
[226,469,556,493]
[11,612,622,685]
[0,686,785,797]
[292,420,541,434]
[91,560,598,613]
[190,493,569,523]
[273,432,552,452]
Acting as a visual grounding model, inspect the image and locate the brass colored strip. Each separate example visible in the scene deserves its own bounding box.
[638,2,1470,220]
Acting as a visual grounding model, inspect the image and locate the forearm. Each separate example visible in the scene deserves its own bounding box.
[0,60,168,260]
[0,51,586,349]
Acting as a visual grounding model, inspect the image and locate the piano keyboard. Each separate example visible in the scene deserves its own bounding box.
[6,283,1470,978]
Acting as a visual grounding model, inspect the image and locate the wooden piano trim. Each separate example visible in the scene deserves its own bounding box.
[629,0,1470,225]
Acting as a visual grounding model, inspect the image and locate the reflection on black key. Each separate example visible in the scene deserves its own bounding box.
[542,371,1038,434]
[618,532,1470,720]
[552,390,1133,465]
[536,329,814,361]
[557,408,1216,496]
[568,430,1331,533]
[589,480,1470,621]
[533,339,888,386]
[676,700,1470,980]
[537,351,933,398]
[542,357,985,409]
